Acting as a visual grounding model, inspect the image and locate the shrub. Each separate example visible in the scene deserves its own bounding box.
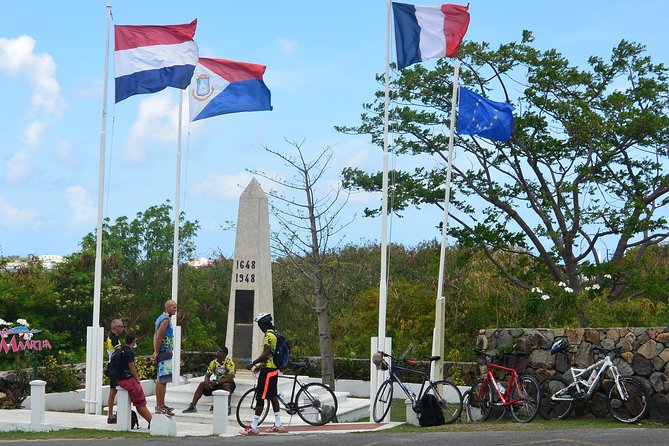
[41,356,78,393]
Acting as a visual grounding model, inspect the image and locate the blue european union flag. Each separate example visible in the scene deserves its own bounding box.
[457,87,515,142]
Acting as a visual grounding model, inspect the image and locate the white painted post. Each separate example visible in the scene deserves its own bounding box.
[212,389,229,435]
[369,336,392,422]
[29,380,46,430]
[405,398,420,426]
[116,388,132,431]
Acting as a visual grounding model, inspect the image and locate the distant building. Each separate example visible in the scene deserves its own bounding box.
[37,255,65,270]
[186,257,213,268]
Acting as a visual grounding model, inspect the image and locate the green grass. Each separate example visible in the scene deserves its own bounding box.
[364,399,668,433]
[0,428,152,440]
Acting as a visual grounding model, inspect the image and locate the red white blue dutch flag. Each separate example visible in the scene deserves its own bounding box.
[114,19,199,103]
[189,57,272,122]
[392,3,470,70]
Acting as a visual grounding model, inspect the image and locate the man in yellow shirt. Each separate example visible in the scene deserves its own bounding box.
[104,318,124,423]
[240,313,287,435]
[183,346,236,413]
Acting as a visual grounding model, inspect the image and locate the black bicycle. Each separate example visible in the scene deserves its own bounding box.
[371,352,463,424]
[236,362,338,427]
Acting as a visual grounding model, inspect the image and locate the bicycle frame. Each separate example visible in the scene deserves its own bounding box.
[381,353,440,410]
[553,355,619,401]
[479,363,525,406]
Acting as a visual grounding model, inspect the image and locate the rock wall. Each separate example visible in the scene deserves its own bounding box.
[476,327,669,422]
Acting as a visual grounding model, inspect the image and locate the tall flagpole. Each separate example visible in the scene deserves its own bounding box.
[370,0,392,421]
[84,4,112,415]
[170,90,184,384]
[431,59,461,382]
[378,0,391,353]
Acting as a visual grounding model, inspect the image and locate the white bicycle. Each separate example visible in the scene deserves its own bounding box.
[539,340,650,423]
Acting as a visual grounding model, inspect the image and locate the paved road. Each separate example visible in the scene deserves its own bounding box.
[2,428,669,446]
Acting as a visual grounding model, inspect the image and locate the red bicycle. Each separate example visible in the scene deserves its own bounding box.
[464,349,541,423]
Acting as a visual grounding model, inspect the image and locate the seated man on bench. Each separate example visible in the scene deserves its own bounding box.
[183,346,236,414]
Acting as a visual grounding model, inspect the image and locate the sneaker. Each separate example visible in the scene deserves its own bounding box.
[107,417,117,424]
[155,405,175,416]
[182,404,197,413]
[266,424,288,433]
[240,426,260,436]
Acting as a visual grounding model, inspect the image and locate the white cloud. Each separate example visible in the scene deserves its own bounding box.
[0,35,65,182]
[65,186,95,226]
[191,172,264,200]
[0,196,39,227]
[276,38,297,56]
[0,35,65,118]
[123,92,183,162]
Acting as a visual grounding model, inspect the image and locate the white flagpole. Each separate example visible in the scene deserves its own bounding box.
[378,0,391,354]
[370,0,392,421]
[431,59,461,382]
[84,4,112,415]
[170,90,184,384]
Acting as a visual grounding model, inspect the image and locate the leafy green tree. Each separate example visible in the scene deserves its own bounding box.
[338,34,669,323]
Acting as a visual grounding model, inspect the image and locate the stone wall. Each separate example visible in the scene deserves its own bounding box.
[476,327,669,422]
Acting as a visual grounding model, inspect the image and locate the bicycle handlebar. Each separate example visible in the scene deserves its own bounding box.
[472,348,527,361]
[376,351,441,365]
[592,346,621,356]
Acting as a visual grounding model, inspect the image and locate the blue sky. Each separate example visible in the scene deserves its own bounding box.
[1,1,667,258]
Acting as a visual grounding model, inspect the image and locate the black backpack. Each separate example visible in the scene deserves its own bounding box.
[418,394,445,427]
[269,330,290,370]
[105,347,131,380]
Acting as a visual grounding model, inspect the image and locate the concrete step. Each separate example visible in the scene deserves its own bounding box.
[150,376,370,425]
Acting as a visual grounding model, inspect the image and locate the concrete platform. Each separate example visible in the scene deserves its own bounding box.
[0,408,398,437]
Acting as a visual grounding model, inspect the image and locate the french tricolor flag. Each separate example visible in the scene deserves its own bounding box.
[392,3,470,70]
[114,19,199,103]
[189,58,272,122]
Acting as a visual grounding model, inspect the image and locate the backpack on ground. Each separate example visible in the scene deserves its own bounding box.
[269,330,290,370]
[418,394,445,427]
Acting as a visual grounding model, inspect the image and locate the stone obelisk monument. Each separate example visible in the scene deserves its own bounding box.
[226,178,274,363]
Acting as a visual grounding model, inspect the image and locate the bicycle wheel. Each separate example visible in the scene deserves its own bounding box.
[424,380,463,424]
[607,377,649,423]
[538,376,574,420]
[372,379,394,423]
[236,387,270,428]
[465,378,493,422]
[295,382,339,426]
[510,374,540,423]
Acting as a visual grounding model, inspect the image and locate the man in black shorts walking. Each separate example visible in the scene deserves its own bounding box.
[240,313,287,436]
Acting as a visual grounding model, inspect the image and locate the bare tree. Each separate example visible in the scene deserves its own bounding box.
[250,139,352,388]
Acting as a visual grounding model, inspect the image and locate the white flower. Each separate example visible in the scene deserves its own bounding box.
[23,333,33,341]
[604,274,612,279]
[16,318,29,327]
[531,287,543,293]
[564,287,574,293]
[592,284,601,290]
[585,286,591,291]
[0,319,7,326]
[558,282,566,287]
[541,294,551,301]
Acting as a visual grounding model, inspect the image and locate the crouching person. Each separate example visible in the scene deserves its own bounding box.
[116,334,153,427]
[183,346,236,414]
